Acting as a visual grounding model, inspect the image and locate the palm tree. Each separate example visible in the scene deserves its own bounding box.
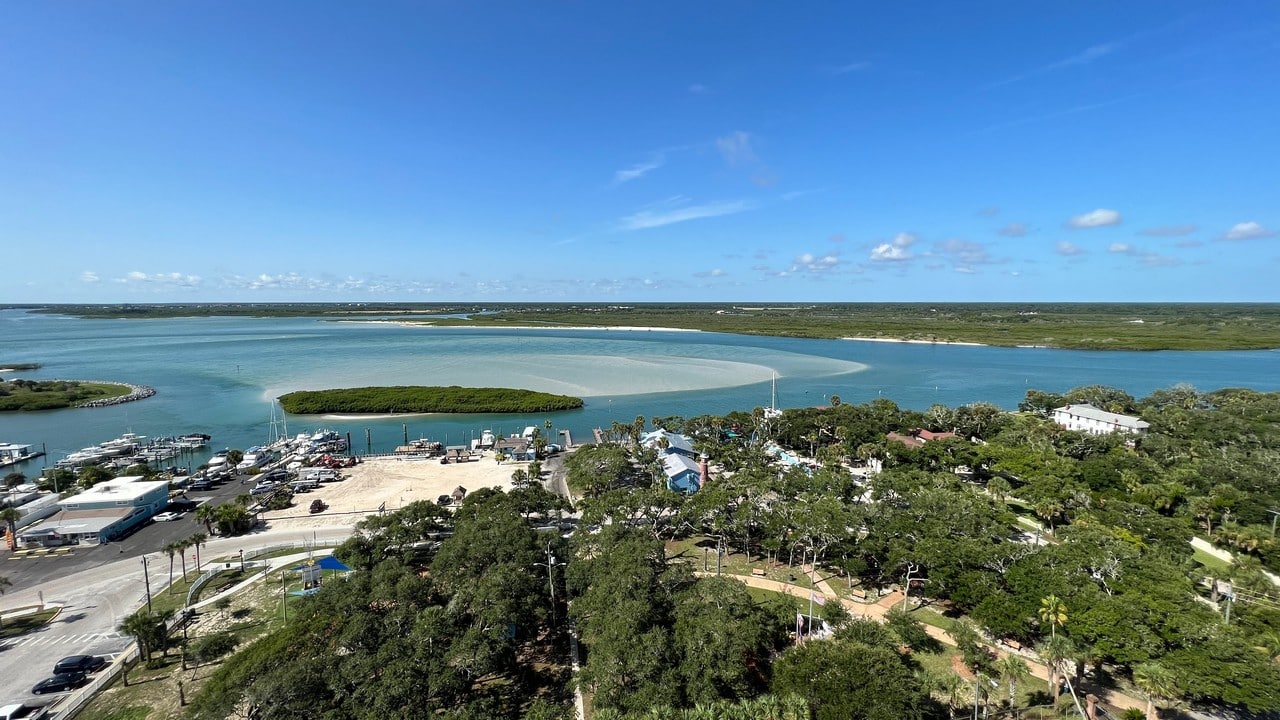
[1038,635,1074,703]
[0,507,21,550]
[188,532,208,571]
[194,504,216,534]
[117,608,173,661]
[987,476,1012,504]
[996,654,1031,708]
[1039,594,1067,639]
[927,670,966,717]
[176,538,191,582]
[1132,661,1177,720]
[162,542,180,594]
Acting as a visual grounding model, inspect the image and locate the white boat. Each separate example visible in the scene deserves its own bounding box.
[0,442,43,468]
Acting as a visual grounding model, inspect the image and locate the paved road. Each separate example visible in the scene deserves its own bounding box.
[0,525,356,708]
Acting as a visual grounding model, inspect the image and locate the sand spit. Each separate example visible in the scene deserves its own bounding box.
[841,337,987,347]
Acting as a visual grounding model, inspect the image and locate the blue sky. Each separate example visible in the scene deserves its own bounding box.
[2,2,1277,303]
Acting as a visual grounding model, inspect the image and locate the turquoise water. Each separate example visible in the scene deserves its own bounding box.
[2,309,1277,472]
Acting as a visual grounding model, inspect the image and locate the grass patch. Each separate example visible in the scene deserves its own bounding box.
[0,379,133,411]
[0,608,59,638]
[1192,547,1233,574]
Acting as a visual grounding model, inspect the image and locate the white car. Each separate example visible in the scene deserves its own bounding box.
[153,511,183,522]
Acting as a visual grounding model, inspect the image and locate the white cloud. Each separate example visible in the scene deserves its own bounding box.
[1055,241,1085,256]
[716,131,757,166]
[1108,243,1134,254]
[115,271,202,287]
[693,268,727,278]
[613,157,664,184]
[688,83,708,95]
[80,271,99,283]
[1222,221,1273,241]
[1067,208,1122,228]
[793,252,841,273]
[870,232,916,262]
[619,200,751,231]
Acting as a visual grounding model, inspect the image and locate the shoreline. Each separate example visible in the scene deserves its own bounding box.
[338,320,703,333]
[842,336,987,347]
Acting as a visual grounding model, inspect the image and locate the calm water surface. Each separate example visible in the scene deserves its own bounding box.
[2,309,1277,472]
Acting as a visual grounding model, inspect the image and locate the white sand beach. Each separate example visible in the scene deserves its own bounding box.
[261,452,522,529]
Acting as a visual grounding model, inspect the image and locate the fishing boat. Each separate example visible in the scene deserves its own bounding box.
[0,442,43,468]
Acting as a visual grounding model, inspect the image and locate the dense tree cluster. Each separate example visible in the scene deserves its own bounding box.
[187,491,573,720]
[277,385,583,414]
[568,386,1280,716]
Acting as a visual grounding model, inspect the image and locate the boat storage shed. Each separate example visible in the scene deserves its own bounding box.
[20,476,169,546]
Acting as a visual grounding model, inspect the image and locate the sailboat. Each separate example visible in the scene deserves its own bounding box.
[764,372,782,419]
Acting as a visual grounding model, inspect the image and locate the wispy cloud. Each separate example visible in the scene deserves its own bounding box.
[1055,241,1085,256]
[935,239,995,271]
[613,157,665,185]
[693,268,727,278]
[80,271,99,283]
[1109,242,1182,267]
[1140,224,1198,237]
[870,232,916,262]
[989,42,1120,88]
[826,61,871,75]
[716,131,757,167]
[688,83,709,95]
[1222,221,1274,241]
[998,223,1028,237]
[619,199,752,231]
[1067,208,1122,228]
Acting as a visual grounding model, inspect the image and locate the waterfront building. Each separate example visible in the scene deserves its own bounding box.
[18,475,169,546]
[1051,404,1149,435]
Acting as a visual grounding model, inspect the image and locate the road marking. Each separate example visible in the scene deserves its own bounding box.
[0,631,125,649]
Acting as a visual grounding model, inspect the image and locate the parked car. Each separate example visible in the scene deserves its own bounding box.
[436,494,452,506]
[152,511,183,522]
[188,479,214,490]
[0,703,48,720]
[261,468,290,482]
[52,655,106,674]
[31,672,86,695]
[309,499,327,514]
[250,481,279,496]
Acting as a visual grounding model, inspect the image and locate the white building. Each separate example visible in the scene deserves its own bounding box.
[1051,404,1149,435]
[19,475,170,546]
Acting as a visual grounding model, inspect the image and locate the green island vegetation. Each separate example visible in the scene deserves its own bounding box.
[68,383,1280,719]
[277,385,584,414]
[0,378,132,411]
[11,301,1280,350]
[0,362,41,370]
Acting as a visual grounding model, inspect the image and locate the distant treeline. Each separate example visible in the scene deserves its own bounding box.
[0,362,41,370]
[278,385,584,414]
[14,302,1280,350]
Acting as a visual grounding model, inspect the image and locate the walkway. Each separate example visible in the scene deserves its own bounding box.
[701,570,1146,715]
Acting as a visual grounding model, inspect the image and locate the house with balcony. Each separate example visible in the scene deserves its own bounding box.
[1051,404,1149,435]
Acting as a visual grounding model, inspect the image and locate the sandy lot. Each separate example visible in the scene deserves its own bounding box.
[261,452,522,529]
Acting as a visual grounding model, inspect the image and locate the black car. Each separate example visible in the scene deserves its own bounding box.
[53,655,106,674]
[31,671,87,694]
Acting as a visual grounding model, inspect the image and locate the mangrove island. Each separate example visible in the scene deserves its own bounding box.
[277,385,585,414]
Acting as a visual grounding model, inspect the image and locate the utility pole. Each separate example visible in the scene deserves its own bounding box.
[1268,509,1280,539]
[141,556,153,613]
[546,543,557,626]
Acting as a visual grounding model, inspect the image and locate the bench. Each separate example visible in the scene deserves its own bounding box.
[849,588,868,600]
[751,568,767,578]
[1002,639,1023,651]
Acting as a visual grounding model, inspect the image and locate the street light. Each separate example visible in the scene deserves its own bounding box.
[535,543,566,626]
[1267,509,1280,539]
[141,555,153,613]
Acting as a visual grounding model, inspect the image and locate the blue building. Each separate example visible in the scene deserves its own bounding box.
[20,475,170,546]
